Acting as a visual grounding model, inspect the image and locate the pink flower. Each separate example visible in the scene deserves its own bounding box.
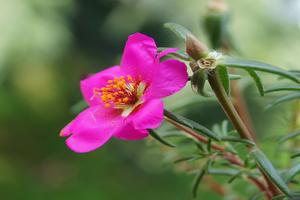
[60,33,188,153]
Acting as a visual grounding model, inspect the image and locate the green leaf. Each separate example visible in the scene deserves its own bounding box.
[247,70,264,96]
[71,100,88,114]
[249,193,263,200]
[265,85,300,93]
[148,129,176,148]
[291,151,300,159]
[285,164,300,183]
[207,139,212,152]
[217,65,230,95]
[227,171,242,183]
[221,56,299,83]
[191,69,211,97]
[251,149,291,196]
[194,141,206,152]
[290,70,300,77]
[221,136,256,146]
[271,194,287,200]
[229,74,242,80]
[207,168,240,176]
[192,164,207,198]
[265,93,300,110]
[164,23,193,41]
[174,156,200,164]
[158,47,190,61]
[278,130,300,144]
[164,109,220,141]
[221,120,229,136]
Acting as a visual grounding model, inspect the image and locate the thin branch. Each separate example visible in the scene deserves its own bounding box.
[164,116,272,199]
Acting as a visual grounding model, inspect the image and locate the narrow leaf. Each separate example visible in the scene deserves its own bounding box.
[285,164,300,183]
[192,165,207,198]
[271,194,287,200]
[227,171,242,183]
[265,85,300,93]
[158,47,190,61]
[207,168,240,176]
[174,156,200,164]
[207,139,212,152]
[251,149,291,196]
[221,136,256,146]
[290,70,300,77]
[148,129,176,148]
[164,23,192,41]
[229,74,242,80]
[265,93,300,110]
[249,193,262,200]
[217,65,230,95]
[291,151,300,159]
[279,130,300,144]
[221,120,229,136]
[247,70,264,96]
[164,110,220,141]
[221,56,299,83]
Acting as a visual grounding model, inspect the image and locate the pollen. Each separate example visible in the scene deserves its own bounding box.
[93,75,145,109]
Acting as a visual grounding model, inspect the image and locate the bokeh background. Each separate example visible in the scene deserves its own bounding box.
[1,0,300,199]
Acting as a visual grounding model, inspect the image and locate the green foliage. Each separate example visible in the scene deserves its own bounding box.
[265,93,300,110]
[149,129,176,148]
[221,136,255,146]
[246,70,264,96]
[164,109,220,141]
[278,130,300,144]
[251,149,291,196]
[158,47,191,61]
[285,164,300,183]
[164,22,193,41]
[221,56,299,83]
[217,65,230,95]
[265,85,300,93]
[192,164,207,198]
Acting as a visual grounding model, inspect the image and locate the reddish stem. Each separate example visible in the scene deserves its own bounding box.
[164,116,272,199]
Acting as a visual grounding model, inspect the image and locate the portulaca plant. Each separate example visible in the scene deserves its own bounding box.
[60,1,300,199]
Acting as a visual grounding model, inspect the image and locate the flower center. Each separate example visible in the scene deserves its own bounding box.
[93,75,146,116]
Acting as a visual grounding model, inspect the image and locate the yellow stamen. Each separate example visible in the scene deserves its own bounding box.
[92,75,146,115]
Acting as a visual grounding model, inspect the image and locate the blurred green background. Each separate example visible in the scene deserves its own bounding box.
[1,0,300,199]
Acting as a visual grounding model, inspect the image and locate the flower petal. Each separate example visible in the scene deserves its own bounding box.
[144,59,188,99]
[62,106,123,153]
[128,99,164,130]
[114,124,149,140]
[121,33,158,82]
[80,66,124,106]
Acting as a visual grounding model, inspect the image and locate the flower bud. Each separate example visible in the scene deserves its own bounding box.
[203,0,234,50]
[207,0,229,13]
[185,34,209,60]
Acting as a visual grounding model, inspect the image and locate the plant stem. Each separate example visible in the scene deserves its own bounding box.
[230,68,257,141]
[207,70,254,141]
[207,69,281,197]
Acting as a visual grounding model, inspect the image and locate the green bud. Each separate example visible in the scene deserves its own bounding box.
[185,34,208,61]
[203,0,238,51]
[207,0,229,13]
